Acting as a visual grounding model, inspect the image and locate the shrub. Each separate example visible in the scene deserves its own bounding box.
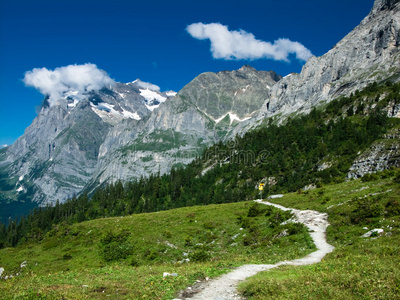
[130,257,139,267]
[144,249,159,261]
[321,196,331,204]
[189,249,210,262]
[263,206,275,216]
[62,253,72,260]
[350,196,384,223]
[100,230,129,245]
[282,222,303,235]
[101,241,134,262]
[243,235,254,246]
[99,230,133,262]
[361,173,379,182]
[266,211,292,228]
[385,200,400,216]
[203,221,217,230]
[163,230,172,238]
[247,203,266,217]
[184,236,193,246]
[394,172,400,183]
[333,176,345,184]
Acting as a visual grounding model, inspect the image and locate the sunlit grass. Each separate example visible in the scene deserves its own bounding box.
[238,171,400,299]
[0,201,313,299]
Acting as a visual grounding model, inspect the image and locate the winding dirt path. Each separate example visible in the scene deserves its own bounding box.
[177,199,335,300]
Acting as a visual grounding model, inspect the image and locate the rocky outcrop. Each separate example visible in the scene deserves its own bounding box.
[254,0,400,122]
[4,101,111,204]
[347,129,400,178]
[179,66,280,120]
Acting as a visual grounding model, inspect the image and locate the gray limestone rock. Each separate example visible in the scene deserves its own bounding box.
[347,129,400,178]
[251,0,400,124]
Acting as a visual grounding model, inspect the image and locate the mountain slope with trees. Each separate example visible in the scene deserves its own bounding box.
[1,81,399,249]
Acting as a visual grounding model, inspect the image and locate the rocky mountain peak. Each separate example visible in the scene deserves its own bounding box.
[178,66,281,121]
[372,0,400,12]
[238,65,257,73]
[254,0,400,123]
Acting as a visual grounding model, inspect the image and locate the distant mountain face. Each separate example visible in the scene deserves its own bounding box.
[254,0,400,121]
[1,0,400,212]
[0,67,280,208]
[84,66,280,194]
[0,79,176,206]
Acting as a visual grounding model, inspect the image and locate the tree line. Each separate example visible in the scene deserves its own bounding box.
[0,81,398,249]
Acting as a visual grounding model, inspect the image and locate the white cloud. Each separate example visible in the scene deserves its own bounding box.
[186,22,313,62]
[23,63,115,106]
[133,79,161,91]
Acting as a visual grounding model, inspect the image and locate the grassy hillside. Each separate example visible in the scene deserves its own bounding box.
[0,201,313,299]
[0,170,399,299]
[238,170,400,299]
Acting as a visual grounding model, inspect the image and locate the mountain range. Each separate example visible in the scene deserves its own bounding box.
[1,0,400,216]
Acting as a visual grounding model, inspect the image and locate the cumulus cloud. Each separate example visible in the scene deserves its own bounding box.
[23,63,115,106]
[133,80,161,91]
[186,22,313,62]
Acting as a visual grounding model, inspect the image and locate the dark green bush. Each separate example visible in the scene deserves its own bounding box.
[385,200,400,216]
[282,222,303,235]
[163,230,172,238]
[101,241,134,262]
[247,203,266,217]
[62,253,72,260]
[321,196,331,204]
[394,172,400,183]
[184,236,193,246]
[266,211,292,228]
[189,249,210,262]
[144,249,159,261]
[350,196,384,224]
[203,221,217,230]
[100,230,133,262]
[100,230,129,245]
[361,173,380,182]
[130,257,139,267]
[237,216,253,229]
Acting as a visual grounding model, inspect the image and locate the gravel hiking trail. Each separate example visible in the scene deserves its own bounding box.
[176,199,335,300]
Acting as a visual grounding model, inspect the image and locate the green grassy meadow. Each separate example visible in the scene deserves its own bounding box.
[0,201,313,299]
[0,170,399,299]
[238,171,400,299]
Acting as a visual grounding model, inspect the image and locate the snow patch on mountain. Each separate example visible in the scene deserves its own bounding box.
[140,88,168,111]
[67,99,79,108]
[90,102,140,120]
[228,112,251,124]
[215,112,251,125]
[139,89,167,103]
[166,91,177,97]
[117,92,126,99]
[121,109,140,120]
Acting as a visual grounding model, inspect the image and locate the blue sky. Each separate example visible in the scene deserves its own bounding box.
[0,0,374,146]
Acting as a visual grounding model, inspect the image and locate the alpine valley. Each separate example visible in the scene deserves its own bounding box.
[1,1,400,299]
[1,0,400,223]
